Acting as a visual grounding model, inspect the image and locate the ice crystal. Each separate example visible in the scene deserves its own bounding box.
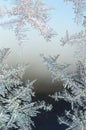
[41,44,86,129]
[40,1,86,126]
[60,30,86,59]
[57,110,83,130]
[41,54,70,82]
[64,0,86,24]
[60,30,86,46]
[49,60,86,130]
[0,48,52,130]
[0,0,55,44]
[60,1,86,58]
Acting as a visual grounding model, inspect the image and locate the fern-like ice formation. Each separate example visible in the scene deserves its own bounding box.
[0,0,55,44]
[41,54,70,82]
[60,30,86,46]
[0,48,52,130]
[60,4,86,47]
[40,1,86,129]
[60,30,86,58]
[64,0,86,24]
[41,52,86,130]
[50,59,86,130]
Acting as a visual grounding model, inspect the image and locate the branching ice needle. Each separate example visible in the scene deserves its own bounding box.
[0,0,55,44]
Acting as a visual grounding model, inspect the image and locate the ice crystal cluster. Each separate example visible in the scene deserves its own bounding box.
[61,8,86,43]
[56,60,86,130]
[42,53,86,130]
[0,0,54,44]
[60,6,86,59]
[41,0,86,126]
[0,48,52,130]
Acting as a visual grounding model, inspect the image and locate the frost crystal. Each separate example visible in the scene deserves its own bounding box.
[0,0,55,43]
[64,0,86,23]
[41,54,70,82]
[61,1,86,57]
[60,30,86,59]
[0,48,52,130]
[61,30,86,46]
[49,59,86,130]
[41,45,86,129]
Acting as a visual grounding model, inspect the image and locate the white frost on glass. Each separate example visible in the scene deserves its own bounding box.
[0,48,52,130]
[0,0,55,44]
[64,0,86,23]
